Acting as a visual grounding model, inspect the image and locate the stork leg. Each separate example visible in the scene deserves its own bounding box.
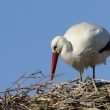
[80,71,83,81]
[92,66,95,79]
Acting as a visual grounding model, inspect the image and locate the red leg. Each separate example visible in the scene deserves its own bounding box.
[93,66,95,79]
[80,71,83,81]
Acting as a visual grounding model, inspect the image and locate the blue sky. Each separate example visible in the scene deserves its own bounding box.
[0,0,110,91]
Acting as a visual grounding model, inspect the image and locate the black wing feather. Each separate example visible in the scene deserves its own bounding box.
[99,40,110,53]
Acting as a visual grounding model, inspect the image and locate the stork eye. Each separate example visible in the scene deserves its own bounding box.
[54,45,57,50]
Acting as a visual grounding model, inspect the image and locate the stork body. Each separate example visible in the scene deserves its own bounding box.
[51,22,110,80]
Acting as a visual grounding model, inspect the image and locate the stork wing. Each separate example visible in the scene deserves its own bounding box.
[99,40,110,53]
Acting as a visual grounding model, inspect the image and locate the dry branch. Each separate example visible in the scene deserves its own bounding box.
[0,71,110,110]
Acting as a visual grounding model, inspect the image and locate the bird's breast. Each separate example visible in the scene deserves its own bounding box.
[61,50,107,72]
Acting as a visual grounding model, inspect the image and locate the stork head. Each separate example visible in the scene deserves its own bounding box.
[50,36,67,80]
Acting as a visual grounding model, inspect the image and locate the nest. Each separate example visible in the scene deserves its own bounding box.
[0,71,110,110]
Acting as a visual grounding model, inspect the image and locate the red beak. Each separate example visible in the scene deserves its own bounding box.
[51,52,59,80]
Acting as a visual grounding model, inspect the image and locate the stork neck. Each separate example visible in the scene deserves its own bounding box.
[63,41,73,53]
[61,41,73,59]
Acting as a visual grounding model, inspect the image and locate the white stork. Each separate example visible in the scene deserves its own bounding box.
[50,22,110,81]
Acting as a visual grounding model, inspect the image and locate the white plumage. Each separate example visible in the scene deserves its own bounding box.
[50,22,110,80]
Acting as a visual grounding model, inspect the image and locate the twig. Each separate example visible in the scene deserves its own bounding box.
[92,78,98,92]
